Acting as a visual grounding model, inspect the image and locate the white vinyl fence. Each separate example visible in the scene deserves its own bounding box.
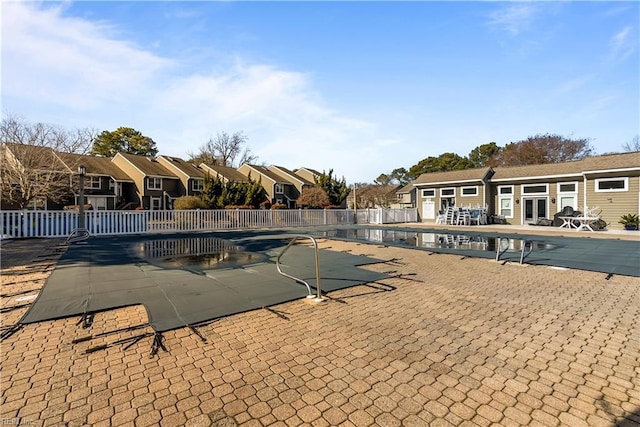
[1,208,418,239]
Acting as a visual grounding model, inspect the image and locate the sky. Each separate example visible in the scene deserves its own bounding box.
[2,1,639,183]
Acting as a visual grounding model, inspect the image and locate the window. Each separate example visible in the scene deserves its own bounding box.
[595,178,628,192]
[440,188,455,197]
[497,186,514,218]
[192,179,204,192]
[461,186,478,197]
[522,184,548,194]
[558,183,576,193]
[147,177,162,190]
[421,189,435,198]
[274,184,284,194]
[557,182,578,210]
[500,198,513,218]
[86,176,101,189]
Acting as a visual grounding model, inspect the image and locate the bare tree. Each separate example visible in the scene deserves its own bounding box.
[622,135,640,152]
[1,114,96,209]
[188,131,257,167]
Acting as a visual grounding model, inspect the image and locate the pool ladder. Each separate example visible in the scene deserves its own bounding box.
[66,228,90,244]
[276,235,325,302]
[495,237,533,264]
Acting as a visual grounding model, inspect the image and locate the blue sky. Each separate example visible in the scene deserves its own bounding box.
[3,1,638,183]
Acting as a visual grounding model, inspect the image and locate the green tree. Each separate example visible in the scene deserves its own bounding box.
[91,127,158,157]
[201,174,225,208]
[315,169,350,206]
[407,152,472,180]
[492,134,593,166]
[468,142,501,168]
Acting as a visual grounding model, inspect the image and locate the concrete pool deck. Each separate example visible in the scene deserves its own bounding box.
[1,232,639,426]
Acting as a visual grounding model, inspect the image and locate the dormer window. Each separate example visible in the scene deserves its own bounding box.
[275,184,284,194]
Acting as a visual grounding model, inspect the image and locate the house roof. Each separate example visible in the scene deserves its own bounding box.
[396,182,415,194]
[242,164,294,185]
[492,152,640,180]
[412,167,493,186]
[57,152,133,182]
[116,153,179,179]
[200,164,249,182]
[270,165,314,186]
[411,152,640,185]
[157,156,205,178]
[2,143,71,172]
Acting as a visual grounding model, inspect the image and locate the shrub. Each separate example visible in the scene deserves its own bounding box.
[173,196,207,210]
[271,203,287,210]
[224,205,254,210]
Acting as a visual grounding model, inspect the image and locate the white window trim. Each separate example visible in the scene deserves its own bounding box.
[595,177,628,192]
[557,181,578,194]
[86,176,101,189]
[147,177,162,190]
[521,183,549,195]
[460,186,478,197]
[440,187,455,197]
[557,181,578,210]
[421,189,435,198]
[191,179,204,192]
[498,185,514,195]
[497,185,514,219]
[275,184,284,194]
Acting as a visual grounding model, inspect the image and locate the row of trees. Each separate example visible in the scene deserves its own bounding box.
[375,134,611,185]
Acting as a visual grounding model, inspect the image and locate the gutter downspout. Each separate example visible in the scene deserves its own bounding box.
[583,174,588,214]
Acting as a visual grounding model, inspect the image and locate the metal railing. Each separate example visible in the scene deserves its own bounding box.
[495,237,533,264]
[276,235,324,302]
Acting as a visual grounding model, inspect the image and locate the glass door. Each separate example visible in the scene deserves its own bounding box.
[523,198,547,222]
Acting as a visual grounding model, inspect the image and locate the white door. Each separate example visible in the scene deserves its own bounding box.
[150,197,162,210]
[422,200,436,220]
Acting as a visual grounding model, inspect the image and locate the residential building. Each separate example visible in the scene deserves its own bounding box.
[112,153,181,210]
[411,152,640,229]
[58,152,136,210]
[199,164,251,183]
[293,167,322,184]
[268,165,315,200]
[157,156,206,197]
[237,164,297,208]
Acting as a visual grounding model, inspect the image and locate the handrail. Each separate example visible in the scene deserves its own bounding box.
[520,240,533,264]
[495,237,510,261]
[66,228,90,244]
[495,237,533,264]
[276,235,324,302]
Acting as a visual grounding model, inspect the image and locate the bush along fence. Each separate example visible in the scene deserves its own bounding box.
[0,208,418,239]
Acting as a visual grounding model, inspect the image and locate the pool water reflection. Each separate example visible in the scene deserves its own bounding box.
[131,237,268,270]
[317,228,556,253]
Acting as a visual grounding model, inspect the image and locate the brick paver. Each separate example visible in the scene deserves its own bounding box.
[0,235,639,426]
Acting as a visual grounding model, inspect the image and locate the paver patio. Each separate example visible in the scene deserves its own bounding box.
[1,234,639,426]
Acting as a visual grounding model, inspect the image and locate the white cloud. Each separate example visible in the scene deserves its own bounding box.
[487,4,539,36]
[610,26,636,61]
[1,2,392,182]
